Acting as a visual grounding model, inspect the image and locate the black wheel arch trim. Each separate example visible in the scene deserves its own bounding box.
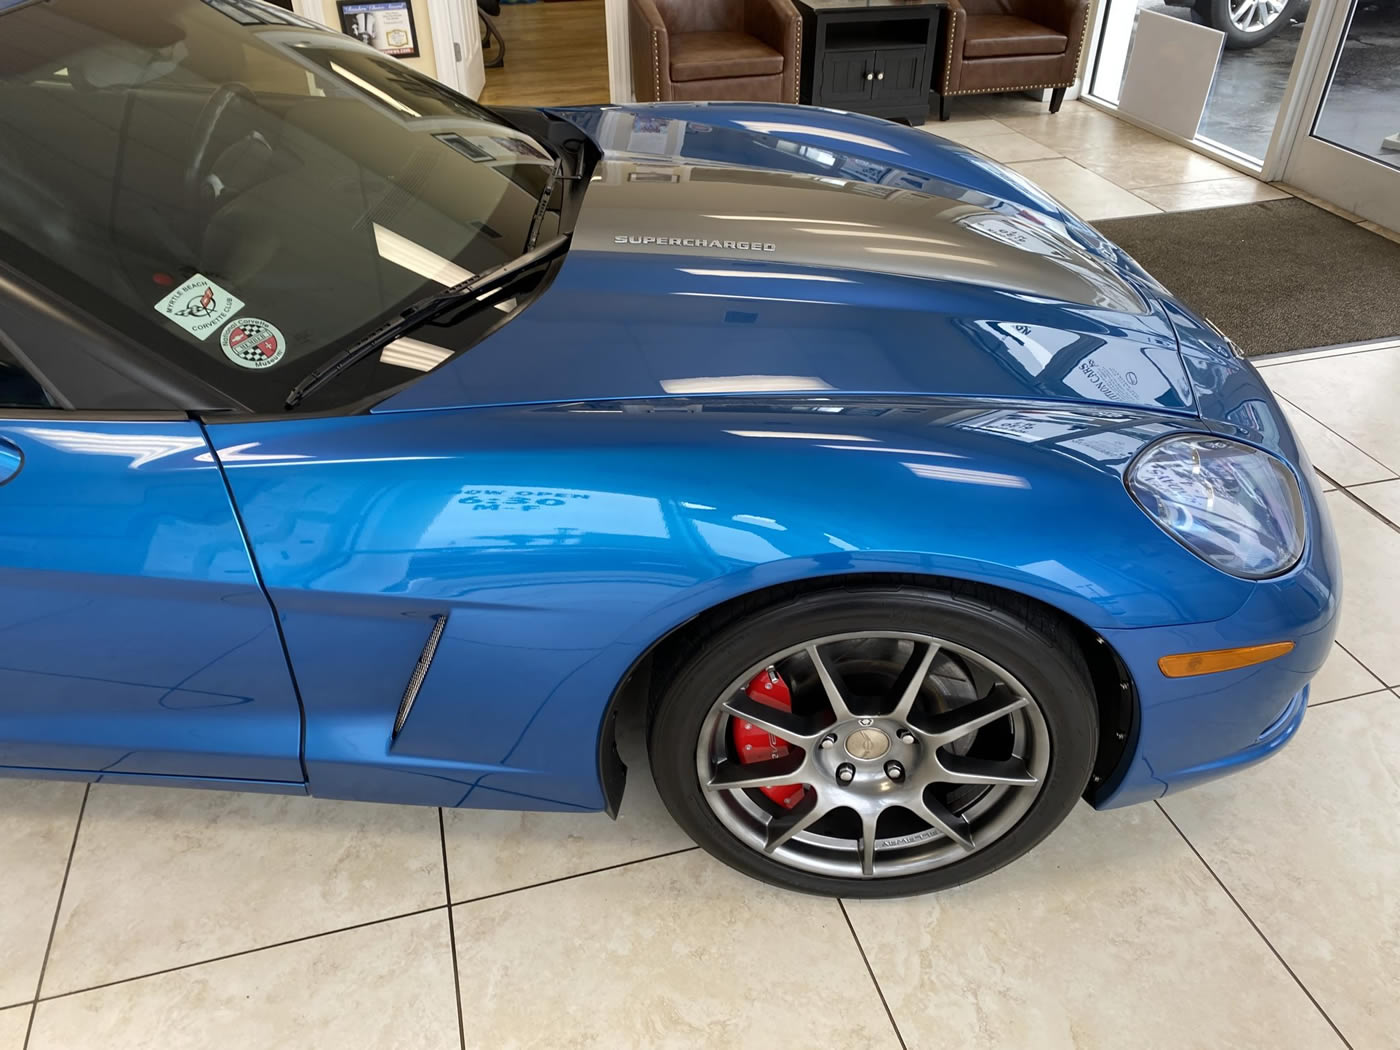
[594,571,1137,818]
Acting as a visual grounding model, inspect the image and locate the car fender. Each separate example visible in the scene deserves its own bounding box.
[209,396,1250,811]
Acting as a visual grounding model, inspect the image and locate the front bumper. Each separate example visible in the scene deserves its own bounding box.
[1092,502,1340,808]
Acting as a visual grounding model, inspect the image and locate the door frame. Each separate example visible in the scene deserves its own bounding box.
[424,0,487,97]
[289,0,327,22]
[1274,0,1400,230]
[1078,0,1344,180]
[605,0,634,102]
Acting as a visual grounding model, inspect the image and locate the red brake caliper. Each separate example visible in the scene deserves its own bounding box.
[732,666,807,809]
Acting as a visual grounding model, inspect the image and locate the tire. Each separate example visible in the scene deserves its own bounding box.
[648,585,1098,898]
[1192,0,1299,48]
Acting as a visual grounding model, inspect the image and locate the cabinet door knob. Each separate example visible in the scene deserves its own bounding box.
[877,72,885,80]
[865,72,874,81]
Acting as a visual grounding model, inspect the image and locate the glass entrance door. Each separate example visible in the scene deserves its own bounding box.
[1279,0,1400,231]
[1084,0,1310,167]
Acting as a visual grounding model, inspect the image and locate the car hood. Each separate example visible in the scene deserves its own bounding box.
[379,110,1196,416]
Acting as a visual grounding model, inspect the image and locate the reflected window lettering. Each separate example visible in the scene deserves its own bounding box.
[457,487,591,511]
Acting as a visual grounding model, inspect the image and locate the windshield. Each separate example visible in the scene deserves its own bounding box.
[0,0,562,412]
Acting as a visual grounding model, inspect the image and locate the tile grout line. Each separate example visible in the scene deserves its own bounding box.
[1342,477,1400,490]
[1319,467,1400,540]
[1132,174,1286,193]
[1277,396,1398,480]
[31,903,450,1005]
[437,810,467,1050]
[1011,154,1161,214]
[837,900,908,1050]
[23,783,89,1050]
[1256,340,1400,368]
[1308,688,1392,708]
[1154,801,1355,1050]
[449,846,701,909]
[1317,471,1400,690]
[1332,639,1389,693]
[25,846,704,1008]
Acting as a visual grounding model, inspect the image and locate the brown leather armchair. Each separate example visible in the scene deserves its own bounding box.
[629,0,801,104]
[938,0,1091,119]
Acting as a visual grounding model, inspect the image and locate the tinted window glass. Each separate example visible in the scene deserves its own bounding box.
[0,0,558,412]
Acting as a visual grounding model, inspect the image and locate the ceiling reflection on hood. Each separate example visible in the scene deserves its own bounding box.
[660,375,835,394]
[677,267,855,283]
[704,215,877,228]
[733,121,910,155]
[903,462,1031,488]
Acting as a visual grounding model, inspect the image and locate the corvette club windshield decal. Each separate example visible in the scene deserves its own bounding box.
[153,273,244,340]
[614,235,776,252]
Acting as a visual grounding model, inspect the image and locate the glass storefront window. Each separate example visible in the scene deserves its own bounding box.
[1087,0,1308,165]
[1310,1,1400,172]
[1197,0,1306,161]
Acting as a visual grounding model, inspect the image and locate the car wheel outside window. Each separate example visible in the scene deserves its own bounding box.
[1192,0,1303,48]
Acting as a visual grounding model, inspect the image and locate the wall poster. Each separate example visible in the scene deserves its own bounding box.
[337,1,420,58]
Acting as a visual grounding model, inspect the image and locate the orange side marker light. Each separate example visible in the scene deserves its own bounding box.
[1159,642,1295,678]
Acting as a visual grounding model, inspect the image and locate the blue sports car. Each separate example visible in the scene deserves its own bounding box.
[0,0,1338,897]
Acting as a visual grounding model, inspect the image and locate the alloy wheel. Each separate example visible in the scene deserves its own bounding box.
[1229,0,1287,33]
[695,632,1051,880]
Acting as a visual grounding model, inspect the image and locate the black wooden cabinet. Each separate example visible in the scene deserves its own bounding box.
[819,50,880,107]
[794,1,944,125]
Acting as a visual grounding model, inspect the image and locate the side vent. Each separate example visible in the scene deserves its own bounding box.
[393,614,447,738]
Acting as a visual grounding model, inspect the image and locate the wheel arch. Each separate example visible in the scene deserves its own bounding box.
[597,571,1137,816]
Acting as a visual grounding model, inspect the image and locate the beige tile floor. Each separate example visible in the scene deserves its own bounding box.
[3,101,1400,1050]
[927,96,1374,229]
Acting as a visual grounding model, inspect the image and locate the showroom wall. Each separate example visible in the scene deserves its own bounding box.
[316,0,441,80]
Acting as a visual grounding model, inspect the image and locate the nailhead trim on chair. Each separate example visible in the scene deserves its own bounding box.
[794,15,802,100]
[1071,7,1092,83]
[652,27,661,101]
[941,4,1093,100]
[945,82,1072,95]
[942,9,957,95]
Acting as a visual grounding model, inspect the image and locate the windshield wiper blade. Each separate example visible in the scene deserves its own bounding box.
[284,233,570,409]
[525,156,563,253]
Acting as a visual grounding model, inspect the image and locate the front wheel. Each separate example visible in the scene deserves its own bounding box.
[648,587,1098,898]
[1192,0,1300,48]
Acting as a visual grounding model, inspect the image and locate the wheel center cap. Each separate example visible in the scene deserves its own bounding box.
[844,727,890,761]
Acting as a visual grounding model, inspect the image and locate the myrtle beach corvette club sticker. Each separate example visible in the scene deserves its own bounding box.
[220,317,287,369]
[153,274,244,340]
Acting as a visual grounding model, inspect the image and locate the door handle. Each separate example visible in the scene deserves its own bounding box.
[0,439,22,486]
[865,72,874,81]
[877,71,885,80]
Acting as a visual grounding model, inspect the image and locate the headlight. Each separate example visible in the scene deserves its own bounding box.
[1127,435,1305,579]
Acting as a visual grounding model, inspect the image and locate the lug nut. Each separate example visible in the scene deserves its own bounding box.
[836,763,856,784]
[885,761,905,781]
[820,734,837,750]
[897,730,915,744]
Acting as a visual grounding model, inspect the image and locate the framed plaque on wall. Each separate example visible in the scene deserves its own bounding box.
[336,1,421,58]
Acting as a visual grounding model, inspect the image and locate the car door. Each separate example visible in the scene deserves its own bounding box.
[0,337,304,786]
